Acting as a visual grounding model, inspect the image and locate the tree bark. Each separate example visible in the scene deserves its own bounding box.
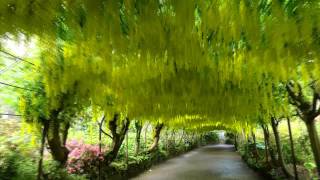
[144,123,149,151]
[262,124,277,166]
[261,125,269,164]
[135,120,142,155]
[305,119,320,176]
[98,115,106,180]
[234,134,238,151]
[41,94,71,166]
[252,131,258,162]
[104,114,130,165]
[263,130,269,164]
[37,121,49,180]
[165,129,169,150]
[148,123,164,152]
[126,131,129,167]
[287,117,298,180]
[271,117,293,178]
[286,81,320,177]
[47,115,69,165]
[62,122,70,146]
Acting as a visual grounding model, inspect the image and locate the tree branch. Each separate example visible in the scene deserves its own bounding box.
[312,91,318,113]
[296,110,304,120]
[101,129,113,139]
[286,81,311,112]
[97,115,113,139]
[286,82,299,104]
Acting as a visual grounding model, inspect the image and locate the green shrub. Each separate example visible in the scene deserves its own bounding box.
[0,140,37,180]
[203,132,219,144]
[43,161,87,180]
[225,133,235,144]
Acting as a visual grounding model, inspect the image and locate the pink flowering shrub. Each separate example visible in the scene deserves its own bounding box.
[66,140,106,174]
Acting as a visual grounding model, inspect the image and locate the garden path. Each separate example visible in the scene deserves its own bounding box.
[132,144,264,180]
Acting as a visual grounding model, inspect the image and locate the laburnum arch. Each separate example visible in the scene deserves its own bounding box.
[1,0,320,176]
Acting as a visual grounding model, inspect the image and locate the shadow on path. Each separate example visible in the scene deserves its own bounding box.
[131,144,265,180]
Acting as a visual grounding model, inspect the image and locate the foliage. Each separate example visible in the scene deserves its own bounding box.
[225,133,235,144]
[0,145,37,180]
[203,131,219,144]
[43,161,87,180]
[0,0,320,178]
[3,0,319,132]
[63,126,217,178]
[240,119,320,179]
[0,120,38,180]
[66,140,105,174]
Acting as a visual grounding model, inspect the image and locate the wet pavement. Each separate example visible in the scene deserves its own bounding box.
[131,144,264,180]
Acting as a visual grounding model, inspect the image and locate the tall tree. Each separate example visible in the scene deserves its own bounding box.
[134,120,143,155]
[148,123,164,152]
[286,81,320,176]
[270,117,293,178]
[104,114,130,165]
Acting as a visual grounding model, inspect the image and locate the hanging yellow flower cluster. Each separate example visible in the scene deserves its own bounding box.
[1,0,319,132]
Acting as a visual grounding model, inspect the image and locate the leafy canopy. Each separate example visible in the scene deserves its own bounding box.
[1,0,319,132]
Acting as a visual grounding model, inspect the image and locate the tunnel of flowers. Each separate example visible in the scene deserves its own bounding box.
[0,0,320,179]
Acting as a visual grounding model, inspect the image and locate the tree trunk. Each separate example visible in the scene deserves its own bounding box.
[126,132,129,167]
[234,134,238,151]
[62,122,70,146]
[148,123,164,152]
[305,119,320,177]
[105,114,130,165]
[47,119,69,165]
[37,121,49,180]
[105,136,122,164]
[263,130,269,164]
[135,120,142,155]
[98,115,106,180]
[262,124,277,166]
[287,117,298,180]
[262,125,269,164]
[252,131,258,162]
[165,129,169,150]
[286,81,320,176]
[144,123,149,151]
[271,117,293,178]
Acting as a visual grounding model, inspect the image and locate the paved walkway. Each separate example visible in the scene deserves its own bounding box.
[132,144,264,180]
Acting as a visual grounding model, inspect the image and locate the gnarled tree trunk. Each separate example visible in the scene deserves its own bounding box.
[148,123,164,152]
[46,109,70,165]
[37,121,49,180]
[105,114,130,165]
[135,120,142,155]
[261,124,274,165]
[305,119,320,176]
[287,117,298,180]
[234,134,238,151]
[62,122,70,146]
[252,131,258,162]
[286,81,320,177]
[271,117,293,178]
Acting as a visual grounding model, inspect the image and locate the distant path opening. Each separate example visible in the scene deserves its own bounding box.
[132,144,264,180]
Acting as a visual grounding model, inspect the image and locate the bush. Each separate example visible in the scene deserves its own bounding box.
[203,131,219,144]
[0,139,37,180]
[66,140,105,175]
[43,161,87,180]
[225,132,235,144]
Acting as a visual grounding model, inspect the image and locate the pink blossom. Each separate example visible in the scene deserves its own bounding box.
[66,140,105,174]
